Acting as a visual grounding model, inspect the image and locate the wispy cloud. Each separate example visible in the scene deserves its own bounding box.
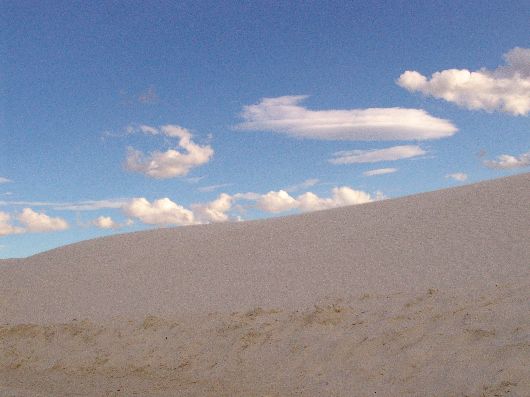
[125,124,214,179]
[185,176,205,184]
[398,47,530,115]
[0,198,129,211]
[236,96,456,140]
[0,177,12,184]
[483,150,530,169]
[284,178,320,193]
[330,145,426,164]
[363,168,397,176]
[137,85,158,104]
[445,172,468,182]
[198,183,234,193]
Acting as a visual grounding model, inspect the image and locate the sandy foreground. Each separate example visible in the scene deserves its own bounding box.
[0,173,529,396]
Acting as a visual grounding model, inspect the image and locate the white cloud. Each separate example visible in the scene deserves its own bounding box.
[191,193,233,223]
[57,199,129,211]
[330,145,426,164]
[298,187,373,212]
[256,190,299,213]
[0,212,24,237]
[91,216,120,229]
[363,168,398,176]
[17,208,69,233]
[233,192,261,200]
[198,183,233,193]
[122,183,382,227]
[0,199,129,211]
[0,177,12,184]
[123,192,235,226]
[123,198,196,226]
[445,172,468,182]
[125,124,214,179]
[483,150,530,169]
[236,96,456,140]
[255,186,375,213]
[398,47,530,115]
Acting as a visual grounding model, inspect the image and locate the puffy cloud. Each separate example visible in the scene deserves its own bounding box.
[0,212,24,237]
[0,177,12,184]
[123,184,381,226]
[398,47,530,115]
[125,124,214,179]
[123,198,195,226]
[17,208,69,233]
[236,96,456,140]
[330,145,426,164]
[483,150,530,169]
[363,168,397,176]
[191,193,233,223]
[255,186,375,213]
[123,193,235,226]
[298,187,373,212]
[91,216,120,229]
[256,190,299,213]
[445,173,468,182]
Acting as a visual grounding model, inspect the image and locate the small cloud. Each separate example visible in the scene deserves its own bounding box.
[284,178,320,193]
[57,199,128,211]
[398,47,530,115]
[0,211,24,237]
[330,145,426,164]
[198,183,233,193]
[185,176,205,184]
[123,197,196,226]
[137,86,158,104]
[17,208,69,233]
[191,193,233,223]
[255,187,375,213]
[125,124,214,179]
[363,168,397,176]
[123,193,235,226]
[445,172,468,182]
[0,177,12,184]
[236,96,456,141]
[91,216,120,229]
[483,150,530,169]
[256,190,299,213]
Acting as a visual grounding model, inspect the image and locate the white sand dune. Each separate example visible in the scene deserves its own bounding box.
[1,173,529,396]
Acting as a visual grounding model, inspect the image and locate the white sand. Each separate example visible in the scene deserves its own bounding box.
[1,173,529,396]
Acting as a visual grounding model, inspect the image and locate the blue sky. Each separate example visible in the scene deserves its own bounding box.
[1,1,529,258]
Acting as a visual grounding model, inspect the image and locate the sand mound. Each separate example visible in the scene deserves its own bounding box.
[1,173,529,396]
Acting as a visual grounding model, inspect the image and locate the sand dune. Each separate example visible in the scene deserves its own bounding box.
[1,173,529,396]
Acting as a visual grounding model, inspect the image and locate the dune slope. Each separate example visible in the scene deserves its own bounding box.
[1,173,529,396]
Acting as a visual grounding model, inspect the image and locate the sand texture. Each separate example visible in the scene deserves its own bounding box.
[1,173,529,396]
